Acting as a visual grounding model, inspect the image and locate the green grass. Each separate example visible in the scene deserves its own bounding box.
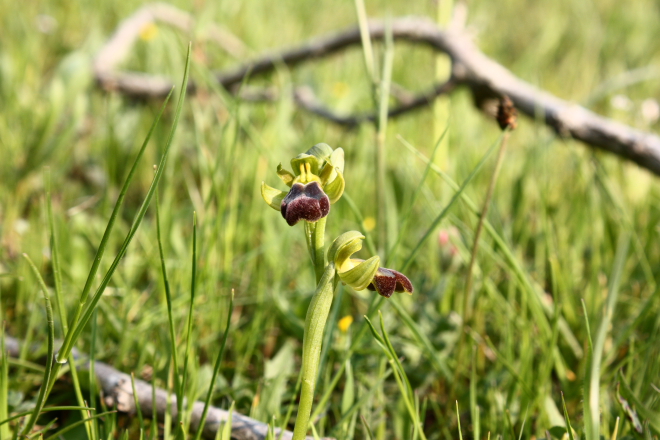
[1,0,660,439]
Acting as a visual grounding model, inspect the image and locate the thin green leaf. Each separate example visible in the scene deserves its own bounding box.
[0,407,93,427]
[401,132,502,272]
[561,392,576,440]
[19,254,56,437]
[57,86,175,363]
[156,190,183,421]
[194,290,235,440]
[64,42,192,373]
[584,233,630,440]
[43,411,117,440]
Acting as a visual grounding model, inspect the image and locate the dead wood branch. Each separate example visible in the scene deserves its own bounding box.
[293,80,457,127]
[4,336,328,440]
[94,6,660,175]
[93,2,247,97]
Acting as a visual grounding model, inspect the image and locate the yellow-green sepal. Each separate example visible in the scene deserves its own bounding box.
[306,143,334,164]
[277,164,295,187]
[339,256,380,291]
[328,231,365,271]
[328,147,344,173]
[261,182,286,211]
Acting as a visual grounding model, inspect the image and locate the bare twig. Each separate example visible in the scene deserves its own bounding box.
[94,6,660,175]
[293,80,457,127]
[3,336,329,440]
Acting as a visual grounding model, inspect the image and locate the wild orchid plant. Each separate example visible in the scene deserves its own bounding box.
[261,143,413,439]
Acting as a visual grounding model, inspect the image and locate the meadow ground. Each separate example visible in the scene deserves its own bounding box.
[1,0,660,439]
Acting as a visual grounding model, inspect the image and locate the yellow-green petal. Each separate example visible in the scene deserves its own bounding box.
[328,231,364,270]
[277,164,295,187]
[322,169,344,203]
[261,182,286,211]
[319,147,344,184]
[291,154,321,176]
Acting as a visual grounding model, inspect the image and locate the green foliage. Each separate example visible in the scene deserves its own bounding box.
[1,0,660,439]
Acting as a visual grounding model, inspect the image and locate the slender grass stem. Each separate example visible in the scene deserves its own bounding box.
[0,327,9,440]
[181,212,198,430]
[375,21,393,255]
[452,130,510,392]
[463,130,510,322]
[584,234,630,440]
[55,86,174,364]
[386,127,449,266]
[19,254,55,437]
[156,192,183,422]
[194,290,234,440]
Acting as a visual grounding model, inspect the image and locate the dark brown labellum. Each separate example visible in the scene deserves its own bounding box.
[367,267,414,298]
[280,181,330,226]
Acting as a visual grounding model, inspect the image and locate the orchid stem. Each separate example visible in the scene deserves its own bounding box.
[292,263,337,440]
[312,217,327,283]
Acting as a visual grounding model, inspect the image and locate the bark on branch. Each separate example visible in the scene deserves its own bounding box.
[4,336,327,440]
[93,4,660,175]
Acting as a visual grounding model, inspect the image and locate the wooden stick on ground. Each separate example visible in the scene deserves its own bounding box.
[4,336,330,440]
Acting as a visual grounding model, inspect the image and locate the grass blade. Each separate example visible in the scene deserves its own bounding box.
[0,407,93,427]
[43,411,117,440]
[561,392,576,440]
[584,233,630,440]
[44,168,66,335]
[401,132,503,272]
[19,254,56,437]
[156,190,183,422]
[56,86,175,363]
[131,373,145,436]
[400,136,583,358]
[0,327,9,440]
[387,126,449,266]
[181,211,199,429]
[64,42,192,364]
[617,371,660,433]
[194,290,234,440]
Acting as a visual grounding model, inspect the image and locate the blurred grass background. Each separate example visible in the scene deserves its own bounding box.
[1,0,660,439]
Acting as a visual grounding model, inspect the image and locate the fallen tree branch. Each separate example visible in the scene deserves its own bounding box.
[93,2,247,97]
[292,80,457,127]
[4,336,329,440]
[93,5,660,175]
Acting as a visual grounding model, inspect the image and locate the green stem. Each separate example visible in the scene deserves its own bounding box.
[292,264,337,440]
[311,217,327,283]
